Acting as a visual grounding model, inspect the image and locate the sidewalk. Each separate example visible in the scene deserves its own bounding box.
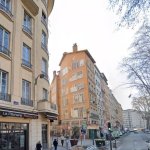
[50,136,128,150]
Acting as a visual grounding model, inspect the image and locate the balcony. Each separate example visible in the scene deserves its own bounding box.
[22,25,32,37]
[41,17,48,30]
[37,100,58,114]
[21,98,33,107]
[21,0,39,16]
[0,3,13,19]
[0,93,11,102]
[0,45,11,57]
[22,59,32,68]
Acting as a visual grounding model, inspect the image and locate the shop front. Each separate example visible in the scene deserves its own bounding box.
[0,122,29,150]
[0,108,38,150]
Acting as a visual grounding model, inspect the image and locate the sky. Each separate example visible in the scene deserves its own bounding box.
[48,0,137,110]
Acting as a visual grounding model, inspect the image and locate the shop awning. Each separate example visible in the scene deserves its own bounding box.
[0,108,38,119]
[44,112,58,121]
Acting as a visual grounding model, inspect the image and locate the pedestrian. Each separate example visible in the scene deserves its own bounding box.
[36,141,42,150]
[66,137,69,150]
[53,139,58,150]
[60,135,65,146]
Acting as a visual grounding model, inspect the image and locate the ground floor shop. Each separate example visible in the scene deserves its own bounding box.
[0,108,57,150]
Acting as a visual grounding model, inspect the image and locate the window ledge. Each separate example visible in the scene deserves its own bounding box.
[22,27,33,39]
[41,18,48,32]
[21,64,32,72]
[0,7,13,22]
[0,52,11,60]
[41,44,49,57]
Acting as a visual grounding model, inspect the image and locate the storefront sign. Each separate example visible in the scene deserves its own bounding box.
[0,109,38,119]
[2,111,22,117]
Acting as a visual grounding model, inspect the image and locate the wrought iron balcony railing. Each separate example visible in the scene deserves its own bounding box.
[21,98,33,107]
[22,59,32,68]
[41,42,48,52]
[0,3,13,18]
[0,93,11,102]
[22,25,32,36]
[41,17,48,30]
[0,45,11,57]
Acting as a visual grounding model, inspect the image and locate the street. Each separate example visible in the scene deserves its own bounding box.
[50,132,150,150]
[112,132,149,150]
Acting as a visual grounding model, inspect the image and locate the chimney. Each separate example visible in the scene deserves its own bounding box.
[73,43,78,52]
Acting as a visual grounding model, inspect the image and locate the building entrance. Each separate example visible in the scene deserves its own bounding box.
[0,122,29,150]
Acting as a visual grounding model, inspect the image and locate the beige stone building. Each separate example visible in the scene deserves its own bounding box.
[109,91,123,128]
[0,0,57,150]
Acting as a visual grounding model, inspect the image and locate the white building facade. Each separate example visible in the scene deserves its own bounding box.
[123,109,146,130]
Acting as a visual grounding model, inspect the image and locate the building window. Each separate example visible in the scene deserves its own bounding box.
[62,97,68,106]
[42,124,48,149]
[74,107,84,118]
[0,123,29,150]
[42,58,48,78]
[23,12,32,35]
[0,70,10,101]
[22,44,32,68]
[74,93,84,103]
[41,31,47,51]
[0,26,10,56]
[72,59,84,69]
[22,80,33,106]
[41,11,47,29]
[0,0,12,16]
[43,88,48,100]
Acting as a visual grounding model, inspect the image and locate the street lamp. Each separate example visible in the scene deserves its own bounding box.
[34,73,45,85]
[34,73,45,109]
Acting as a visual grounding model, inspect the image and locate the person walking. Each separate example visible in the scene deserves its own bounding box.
[53,139,58,150]
[36,141,42,150]
[60,135,65,146]
[66,137,69,150]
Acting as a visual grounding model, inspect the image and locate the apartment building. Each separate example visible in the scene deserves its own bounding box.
[50,44,123,138]
[99,73,111,124]
[50,71,59,135]
[94,65,104,128]
[109,92,123,129]
[123,109,146,130]
[56,44,99,138]
[0,0,57,150]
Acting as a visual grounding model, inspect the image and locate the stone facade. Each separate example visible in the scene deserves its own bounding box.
[0,0,56,150]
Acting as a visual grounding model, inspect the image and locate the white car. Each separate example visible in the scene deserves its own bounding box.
[146,140,150,150]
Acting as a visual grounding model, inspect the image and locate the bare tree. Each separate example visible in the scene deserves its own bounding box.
[121,22,150,128]
[108,0,150,27]
[132,96,150,129]
[121,22,150,96]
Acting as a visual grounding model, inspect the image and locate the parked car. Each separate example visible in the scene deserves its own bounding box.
[146,140,150,150]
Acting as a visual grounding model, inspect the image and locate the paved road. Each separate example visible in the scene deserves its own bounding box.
[50,132,150,150]
[114,132,149,150]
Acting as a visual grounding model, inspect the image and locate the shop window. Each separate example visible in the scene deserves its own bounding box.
[42,124,48,149]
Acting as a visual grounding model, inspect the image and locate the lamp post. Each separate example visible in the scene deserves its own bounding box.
[34,73,45,85]
[34,73,45,108]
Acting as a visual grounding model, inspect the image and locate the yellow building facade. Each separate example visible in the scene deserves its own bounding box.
[0,0,57,150]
